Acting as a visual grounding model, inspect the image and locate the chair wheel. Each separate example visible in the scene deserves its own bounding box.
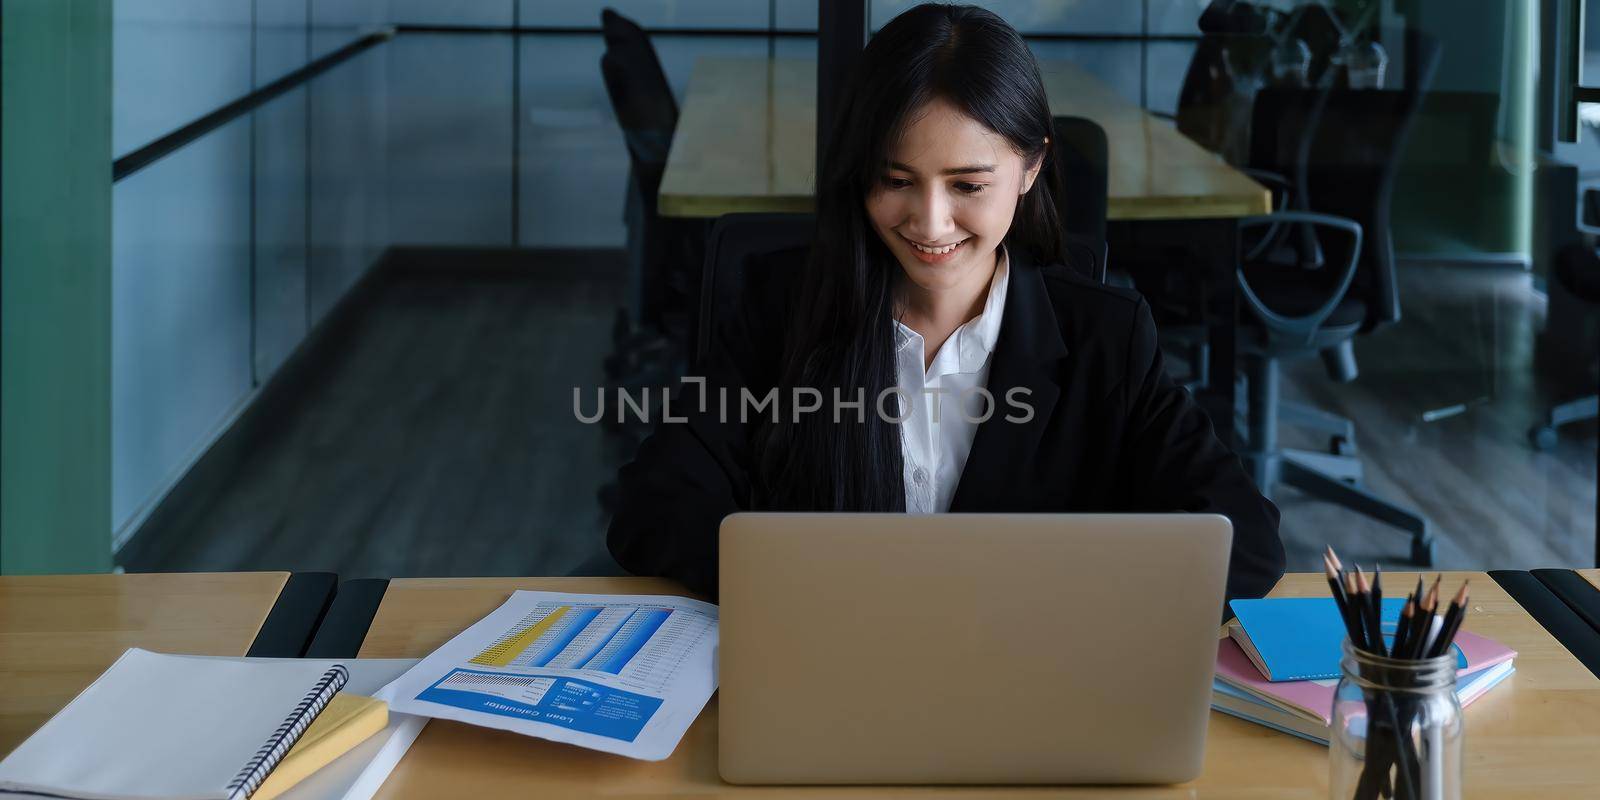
[1528,425,1557,451]
[1330,435,1356,456]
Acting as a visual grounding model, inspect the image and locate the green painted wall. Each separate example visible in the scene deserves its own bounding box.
[1,0,113,573]
[1392,0,1536,260]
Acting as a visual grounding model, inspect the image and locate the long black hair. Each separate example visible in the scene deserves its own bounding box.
[751,3,1065,512]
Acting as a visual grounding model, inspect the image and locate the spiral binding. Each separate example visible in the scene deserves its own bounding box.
[224,664,350,800]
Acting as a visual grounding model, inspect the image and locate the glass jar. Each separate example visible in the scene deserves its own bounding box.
[1329,638,1461,800]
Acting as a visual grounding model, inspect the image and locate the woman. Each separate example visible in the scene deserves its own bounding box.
[607,3,1284,602]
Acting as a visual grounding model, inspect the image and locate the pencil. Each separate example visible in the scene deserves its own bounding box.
[1356,568,1384,656]
[1414,579,1440,659]
[1409,577,1441,660]
[1399,577,1425,660]
[1371,566,1385,652]
[1428,582,1470,659]
[1325,555,1361,643]
[1391,598,1414,659]
[1345,570,1370,651]
[1326,549,1349,603]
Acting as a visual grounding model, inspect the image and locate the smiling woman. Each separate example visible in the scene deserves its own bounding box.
[751,3,1068,517]
[607,3,1285,605]
[870,96,1044,370]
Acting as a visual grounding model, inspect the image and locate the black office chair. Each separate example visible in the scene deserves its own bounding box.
[1172,27,1275,167]
[594,212,814,517]
[1196,0,1281,34]
[696,213,815,368]
[599,47,678,291]
[1050,116,1110,285]
[695,203,1109,364]
[1136,25,1280,369]
[599,50,681,388]
[598,11,704,383]
[1530,189,1600,449]
[1278,2,1346,87]
[1236,86,1433,565]
[601,9,677,121]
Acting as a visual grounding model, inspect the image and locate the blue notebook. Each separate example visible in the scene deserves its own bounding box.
[1228,597,1466,681]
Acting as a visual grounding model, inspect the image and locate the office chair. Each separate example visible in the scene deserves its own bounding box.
[595,212,814,518]
[697,199,1114,364]
[696,213,815,368]
[1236,86,1433,565]
[1278,2,1345,87]
[1050,116,1110,285]
[1137,24,1279,370]
[1171,31,1275,167]
[1530,188,1600,449]
[598,11,704,385]
[1197,0,1280,34]
[598,50,680,388]
[600,9,677,121]
[696,203,1108,369]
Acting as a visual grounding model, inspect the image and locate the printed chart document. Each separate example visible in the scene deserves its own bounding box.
[375,591,718,761]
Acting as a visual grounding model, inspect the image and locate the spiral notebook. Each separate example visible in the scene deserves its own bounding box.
[0,649,357,800]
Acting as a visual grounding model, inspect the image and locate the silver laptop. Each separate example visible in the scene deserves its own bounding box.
[718,512,1232,785]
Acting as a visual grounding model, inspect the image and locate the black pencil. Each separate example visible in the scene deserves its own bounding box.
[1409,577,1424,649]
[1324,553,1345,602]
[1325,554,1361,643]
[1355,568,1384,656]
[1391,598,1414,659]
[1371,566,1385,652]
[1344,571,1370,651]
[1428,582,1470,659]
[1408,577,1441,660]
[1326,549,1350,605]
[1402,580,1427,660]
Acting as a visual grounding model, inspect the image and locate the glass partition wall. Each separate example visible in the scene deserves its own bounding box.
[1,0,1587,576]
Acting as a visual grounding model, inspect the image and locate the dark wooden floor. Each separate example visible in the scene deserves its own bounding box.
[120,254,1596,577]
[1275,263,1596,571]
[120,250,631,578]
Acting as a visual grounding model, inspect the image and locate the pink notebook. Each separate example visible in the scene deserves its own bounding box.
[1214,632,1516,724]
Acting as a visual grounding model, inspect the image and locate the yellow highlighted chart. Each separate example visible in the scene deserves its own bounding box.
[463,601,678,677]
[471,605,571,667]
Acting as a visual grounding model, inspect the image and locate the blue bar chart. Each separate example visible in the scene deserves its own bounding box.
[471,602,676,676]
[390,590,719,759]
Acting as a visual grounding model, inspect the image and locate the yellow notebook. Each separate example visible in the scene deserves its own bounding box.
[253,693,389,800]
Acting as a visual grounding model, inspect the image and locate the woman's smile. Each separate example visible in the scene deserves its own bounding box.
[899,232,971,264]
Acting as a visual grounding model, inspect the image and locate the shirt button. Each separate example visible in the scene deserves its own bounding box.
[912,467,929,486]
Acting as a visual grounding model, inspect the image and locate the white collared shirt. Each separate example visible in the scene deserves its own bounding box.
[892,249,1010,513]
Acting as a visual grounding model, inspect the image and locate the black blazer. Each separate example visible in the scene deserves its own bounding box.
[607,245,1285,603]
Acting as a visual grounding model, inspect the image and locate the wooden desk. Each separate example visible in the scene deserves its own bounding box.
[1582,568,1600,593]
[658,57,1271,222]
[1507,570,1600,678]
[360,573,1600,798]
[0,571,289,756]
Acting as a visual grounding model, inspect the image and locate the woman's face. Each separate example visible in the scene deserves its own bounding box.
[866,97,1043,296]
